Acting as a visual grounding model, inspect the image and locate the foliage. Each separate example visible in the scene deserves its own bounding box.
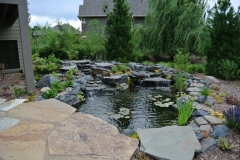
[26,90,36,102]
[200,87,211,96]
[103,0,137,62]
[177,98,196,126]
[83,20,106,60]
[51,81,64,92]
[142,61,154,66]
[77,92,85,101]
[188,64,205,74]
[143,0,208,58]
[173,50,190,72]
[34,75,41,82]
[129,133,140,140]
[127,77,133,86]
[205,0,240,79]
[225,105,240,130]
[33,53,61,74]
[157,62,174,68]
[174,72,187,92]
[111,65,128,74]
[51,72,59,79]
[209,109,225,121]
[43,89,57,99]
[210,93,223,104]
[219,91,227,97]
[211,84,220,91]
[218,137,239,150]
[66,69,77,80]
[226,93,240,105]
[13,86,26,97]
[218,59,240,80]
[62,80,73,87]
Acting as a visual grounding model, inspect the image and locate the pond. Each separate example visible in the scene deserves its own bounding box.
[78,87,178,136]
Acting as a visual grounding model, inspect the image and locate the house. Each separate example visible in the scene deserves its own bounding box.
[78,0,147,32]
[0,0,35,92]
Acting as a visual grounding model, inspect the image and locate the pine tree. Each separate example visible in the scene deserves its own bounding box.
[205,0,240,79]
[143,0,207,59]
[103,0,136,62]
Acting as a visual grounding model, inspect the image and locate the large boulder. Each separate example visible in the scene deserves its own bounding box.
[37,74,58,88]
[102,74,128,85]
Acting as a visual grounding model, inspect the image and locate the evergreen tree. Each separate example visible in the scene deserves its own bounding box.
[205,0,240,79]
[143,0,207,59]
[103,0,137,62]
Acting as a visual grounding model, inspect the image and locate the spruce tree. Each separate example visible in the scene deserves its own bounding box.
[205,0,240,79]
[143,0,207,59]
[103,0,136,62]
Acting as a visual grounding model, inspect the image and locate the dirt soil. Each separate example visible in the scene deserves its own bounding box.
[0,72,240,160]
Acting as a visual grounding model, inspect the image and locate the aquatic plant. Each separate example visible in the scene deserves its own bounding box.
[177,98,196,126]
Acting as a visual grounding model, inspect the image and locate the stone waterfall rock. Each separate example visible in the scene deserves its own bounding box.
[37,74,58,88]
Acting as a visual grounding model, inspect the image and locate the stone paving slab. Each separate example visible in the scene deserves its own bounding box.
[0,112,6,117]
[137,126,201,160]
[0,121,53,160]
[194,117,208,126]
[9,99,76,123]
[0,117,20,132]
[0,99,27,111]
[203,115,223,125]
[47,112,138,160]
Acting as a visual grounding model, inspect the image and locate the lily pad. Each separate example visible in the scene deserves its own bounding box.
[154,101,163,106]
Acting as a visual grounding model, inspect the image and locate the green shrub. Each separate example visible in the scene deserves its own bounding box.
[173,50,190,72]
[51,72,59,78]
[51,81,64,92]
[43,89,57,99]
[174,73,187,92]
[218,137,239,150]
[111,66,118,73]
[13,86,26,97]
[66,69,77,80]
[62,80,74,87]
[188,64,205,74]
[200,87,211,96]
[218,59,240,80]
[157,61,174,68]
[111,65,128,73]
[142,61,154,66]
[35,75,41,82]
[177,98,196,126]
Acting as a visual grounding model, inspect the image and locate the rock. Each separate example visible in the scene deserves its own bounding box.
[95,62,114,69]
[120,83,129,91]
[199,124,212,132]
[187,122,199,131]
[62,94,81,107]
[103,74,128,85]
[197,95,207,103]
[192,110,209,117]
[0,117,20,132]
[0,99,27,111]
[193,102,204,110]
[131,71,151,78]
[141,77,171,87]
[161,71,173,79]
[195,131,204,141]
[205,76,220,84]
[40,87,51,93]
[0,98,6,105]
[211,125,229,138]
[189,92,201,96]
[200,137,217,153]
[92,67,111,75]
[145,65,162,72]
[137,126,201,160]
[186,87,201,92]
[37,74,58,88]
[192,83,205,88]
[203,115,223,125]
[127,62,146,71]
[194,117,209,126]
[205,96,215,106]
[60,65,77,71]
[69,84,82,95]
[48,112,138,160]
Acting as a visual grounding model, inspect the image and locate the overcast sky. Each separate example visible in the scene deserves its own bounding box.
[28,0,240,30]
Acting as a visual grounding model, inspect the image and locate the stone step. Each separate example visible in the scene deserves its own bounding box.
[0,99,27,111]
[0,98,6,105]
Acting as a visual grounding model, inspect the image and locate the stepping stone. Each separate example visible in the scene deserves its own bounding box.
[186,87,201,92]
[0,121,53,160]
[205,76,220,84]
[193,102,204,110]
[137,126,201,160]
[0,99,27,111]
[201,107,211,112]
[187,122,199,131]
[194,117,208,125]
[9,99,76,123]
[0,98,6,105]
[189,92,201,96]
[60,66,77,71]
[192,83,205,87]
[199,124,212,132]
[0,117,20,132]
[192,110,209,117]
[203,115,223,125]
[48,112,138,160]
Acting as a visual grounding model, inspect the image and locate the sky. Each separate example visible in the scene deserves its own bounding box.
[28,0,240,30]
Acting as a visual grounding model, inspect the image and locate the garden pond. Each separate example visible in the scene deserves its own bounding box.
[78,87,178,135]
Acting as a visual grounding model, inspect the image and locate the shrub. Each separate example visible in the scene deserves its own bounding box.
[225,105,240,130]
[173,50,190,72]
[66,69,77,80]
[218,59,240,80]
[51,81,64,92]
[111,65,128,74]
[142,61,154,66]
[43,89,57,99]
[177,98,196,126]
[62,80,73,87]
[210,93,223,104]
[200,87,211,96]
[188,64,205,74]
[13,86,26,97]
[174,72,187,92]
[157,61,174,68]
[218,137,239,150]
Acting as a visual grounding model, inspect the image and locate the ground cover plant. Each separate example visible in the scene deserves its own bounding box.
[111,65,128,74]
[43,89,57,99]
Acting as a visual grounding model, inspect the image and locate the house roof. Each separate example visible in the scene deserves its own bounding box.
[78,0,147,18]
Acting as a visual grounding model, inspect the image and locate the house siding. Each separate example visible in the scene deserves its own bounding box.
[0,19,23,70]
